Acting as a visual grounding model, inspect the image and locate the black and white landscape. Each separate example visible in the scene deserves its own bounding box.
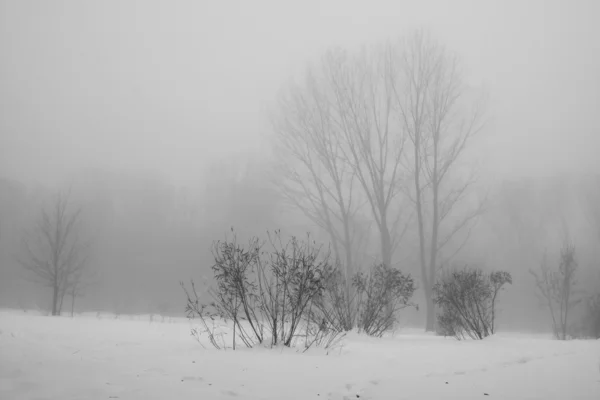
[1,1,599,399]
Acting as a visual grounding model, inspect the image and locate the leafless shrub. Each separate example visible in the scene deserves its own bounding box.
[353,263,417,337]
[184,229,416,349]
[303,261,418,337]
[433,266,512,340]
[312,263,359,332]
[210,232,265,349]
[435,303,466,339]
[182,229,343,350]
[254,231,331,347]
[530,242,581,340]
[181,280,222,350]
[302,302,347,352]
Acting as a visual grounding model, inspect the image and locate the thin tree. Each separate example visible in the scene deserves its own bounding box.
[391,30,487,331]
[18,191,89,316]
[272,67,364,301]
[530,236,581,340]
[323,46,412,268]
[67,268,97,317]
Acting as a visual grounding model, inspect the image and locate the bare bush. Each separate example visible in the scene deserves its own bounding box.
[256,232,331,346]
[183,228,419,349]
[352,263,416,337]
[433,266,512,340]
[181,280,223,349]
[312,263,359,332]
[209,233,264,348]
[182,229,343,350]
[530,242,581,340]
[302,303,347,352]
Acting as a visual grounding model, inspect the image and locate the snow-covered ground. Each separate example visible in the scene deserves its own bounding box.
[1,309,599,400]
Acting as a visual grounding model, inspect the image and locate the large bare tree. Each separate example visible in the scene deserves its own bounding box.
[274,45,412,278]
[272,66,365,286]
[322,46,411,268]
[18,191,90,316]
[391,30,487,331]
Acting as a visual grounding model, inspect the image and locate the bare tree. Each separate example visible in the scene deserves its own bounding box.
[391,30,487,331]
[530,238,581,340]
[18,191,90,316]
[272,66,364,299]
[67,268,97,317]
[273,44,414,278]
[320,47,412,268]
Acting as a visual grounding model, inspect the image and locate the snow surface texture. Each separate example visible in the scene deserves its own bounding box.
[1,309,599,400]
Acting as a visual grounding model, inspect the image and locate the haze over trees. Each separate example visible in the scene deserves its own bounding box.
[0,1,598,338]
[273,30,486,331]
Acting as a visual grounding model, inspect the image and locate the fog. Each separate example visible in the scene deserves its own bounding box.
[1,0,599,331]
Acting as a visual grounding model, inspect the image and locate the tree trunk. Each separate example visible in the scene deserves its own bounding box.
[51,284,59,316]
[425,255,438,332]
[343,219,354,329]
[424,286,435,331]
[58,288,65,316]
[380,217,392,268]
[413,138,430,332]
[427,140,441,333]
[71,293,76,318]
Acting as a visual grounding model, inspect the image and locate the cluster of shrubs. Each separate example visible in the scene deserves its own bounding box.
[181,229,417,350]
[432,242,600,342]
[183,229,600,348]
[433,240,600,342]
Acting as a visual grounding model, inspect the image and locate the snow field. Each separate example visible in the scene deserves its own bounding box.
[1,309,599,400]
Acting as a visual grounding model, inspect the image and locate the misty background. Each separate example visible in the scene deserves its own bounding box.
[1,0,599,331]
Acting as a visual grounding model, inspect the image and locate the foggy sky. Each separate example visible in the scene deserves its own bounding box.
[1,0,599,187]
